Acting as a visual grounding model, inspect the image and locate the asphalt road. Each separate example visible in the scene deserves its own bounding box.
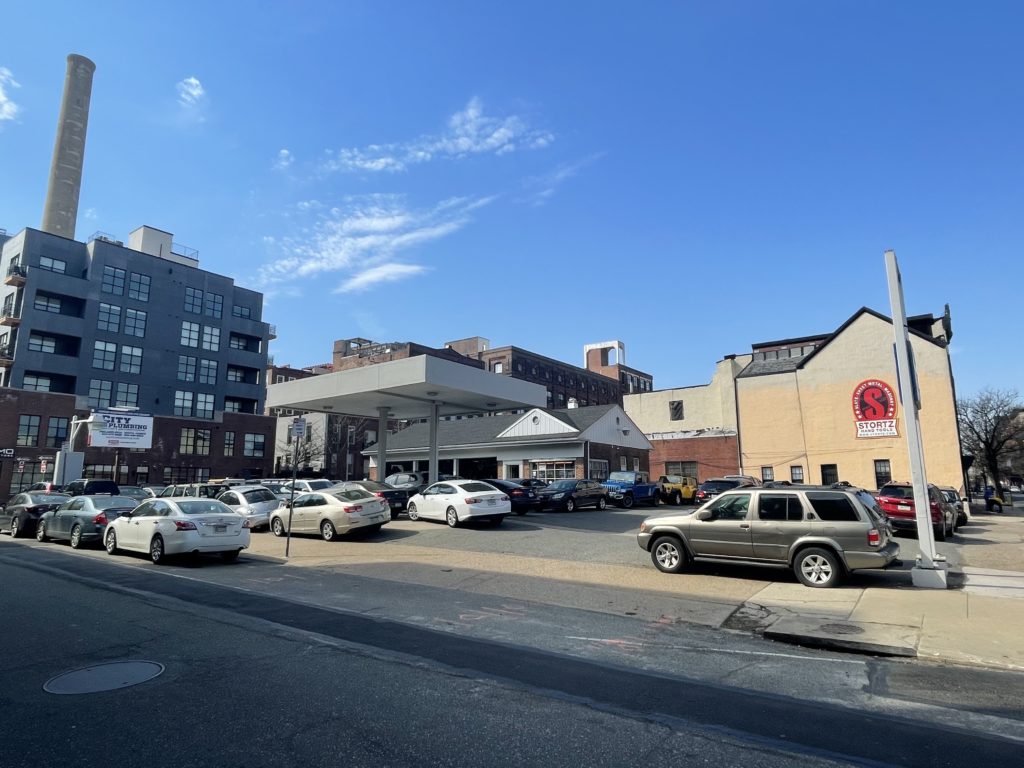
[2,527,1023,767]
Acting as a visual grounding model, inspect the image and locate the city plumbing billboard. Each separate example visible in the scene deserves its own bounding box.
[88,412,154,449]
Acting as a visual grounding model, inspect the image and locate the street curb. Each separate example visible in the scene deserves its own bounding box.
[763,616,919,658]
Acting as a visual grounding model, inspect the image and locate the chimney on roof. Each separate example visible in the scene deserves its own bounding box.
[41,54,96,240]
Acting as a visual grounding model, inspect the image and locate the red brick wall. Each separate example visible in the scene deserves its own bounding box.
[648,435,739,482]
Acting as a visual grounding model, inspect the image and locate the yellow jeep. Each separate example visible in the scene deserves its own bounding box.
[658,475,697,505]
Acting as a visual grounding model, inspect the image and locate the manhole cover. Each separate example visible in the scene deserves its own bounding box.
[819,623,865,636]
[44,661,164,695]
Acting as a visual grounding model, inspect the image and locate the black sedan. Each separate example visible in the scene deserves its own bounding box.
[1,492,71,537]
[536,479,608,512]
[37,494,139,549]
[517,478,549,489]
[332,480,409,520]
[481,479,541,515]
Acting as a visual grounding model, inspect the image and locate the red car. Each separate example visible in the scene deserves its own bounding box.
[875,482,955,540]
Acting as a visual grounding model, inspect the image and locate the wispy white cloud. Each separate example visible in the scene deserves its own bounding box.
[83,207,98,221]
[337,263,429,293]
[274,149,293,170]
[522,153,605,206]
[176,76,207,122]
[321,97,553,174]
[257,194,494,292]
[0,67,21,124]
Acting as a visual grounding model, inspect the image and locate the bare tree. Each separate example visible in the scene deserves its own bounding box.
[277,423,327,475]
[957,388,1024,491]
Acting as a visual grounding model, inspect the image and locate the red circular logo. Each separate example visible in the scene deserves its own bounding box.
[852,380,897,422]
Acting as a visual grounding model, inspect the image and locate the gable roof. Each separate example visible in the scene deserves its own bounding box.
[738,306,948,379]
[365,404,618,452]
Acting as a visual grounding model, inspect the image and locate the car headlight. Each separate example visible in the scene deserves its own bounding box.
[639,522,648,532]
[553,493,565,499]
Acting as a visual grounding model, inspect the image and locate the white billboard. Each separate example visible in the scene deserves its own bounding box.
[89,412,154,449]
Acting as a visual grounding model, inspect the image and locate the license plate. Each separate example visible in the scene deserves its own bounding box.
[214,525,227,533]
[390,501,401,508]
[897,504,911,511]
[487,499,495,506]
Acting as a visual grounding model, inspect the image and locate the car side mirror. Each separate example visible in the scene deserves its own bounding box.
[696,509,713,521]
[120,510,133,519]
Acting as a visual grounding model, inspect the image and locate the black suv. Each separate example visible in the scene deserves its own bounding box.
[64,479,120,497]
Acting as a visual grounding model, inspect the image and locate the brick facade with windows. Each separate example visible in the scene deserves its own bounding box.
[647,434,740,483]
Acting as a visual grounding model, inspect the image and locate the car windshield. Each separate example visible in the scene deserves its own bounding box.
[353,481,391,491]
[330,489,373,502]
[243,489,277,503]
[461,482,501,493]
[29,493,71,504]
[307,480,334,491]
[879,485,913,499]
[607,472,636,482]
[700,481,738,492]
[176,500,234,515]
[91,496,137,509]
[547,480,577,490]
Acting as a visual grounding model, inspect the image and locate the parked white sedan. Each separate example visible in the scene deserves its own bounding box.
[104,498,250,564]
[268,488,390,541]
[407,480,511,527]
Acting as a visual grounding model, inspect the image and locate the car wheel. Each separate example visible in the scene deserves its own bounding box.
[650,535,689,574]
[957,512,968,527]
[794,547,843,588]
[150,535,165,565]
[35,520,48,542]
[408,503,420,521]
[271,517,285,537]
[650,494,660,507]
[365,523,384,534]
[596,497,607,510]
[446,507,459,528]
[672,491,682,506]
[220,549,240,562]
[321,520,336,541]
[491,515,505,526]
[515,507,527,516]
[70,524,83,549]
[10,516,21,538]
[565,498,576,513]
[390,509,399,521]
[105,529,118,555]
[620,495,634,509]
[934,519,947,542]
[992,501,1003,513]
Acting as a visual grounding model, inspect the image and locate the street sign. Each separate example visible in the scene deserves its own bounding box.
[17,459,25,473]
[40,460,48,473]
[292,418,307,439]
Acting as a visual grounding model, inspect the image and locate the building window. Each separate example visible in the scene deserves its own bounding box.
[201,326,220,352]
[179,428,212,456]
[227,366,244,383]
[184,286,204,314]
[119,345,143,374]
[224,399,240,413]
[23,374,51,391]
[195,392,214,419]
[761,466,775,482]
[46,417,69,449]
[790,465,804,483]
[124,308,147,338]
[28,334,56,353]
[874,459,892,489]
[34,294,62,314]
[174,390,194,417]
[39,255,66,274]
[275,374,285,384]
[198,359,218,385]
[666,461,697,478]
[180,321,200,348]
[669,401,684,421]
[223,431,235,457]
[115,382,139,408]
[177,355,197,382]
[620,456,628,471]
[88,379,112,409]
[204,292,223,318]
[97,302,121,332]
[101,266,126,295]
[17,415,41,446]
[633,457,640,472]
[128,272,150,301]
[821,464,839,485]
[243,433,265,458]
[92,341,117,370]
[232,305,251,319]
[589,459,609,481]
[530,460,575,480]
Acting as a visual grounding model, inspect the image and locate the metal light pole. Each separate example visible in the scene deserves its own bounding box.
[284,417,305,558]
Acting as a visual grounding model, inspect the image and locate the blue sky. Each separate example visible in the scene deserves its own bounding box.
[1,2,1020,398]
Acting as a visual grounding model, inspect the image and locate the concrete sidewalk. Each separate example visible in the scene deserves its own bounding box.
[247,505,1024,671]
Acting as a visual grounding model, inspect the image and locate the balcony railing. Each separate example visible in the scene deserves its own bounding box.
[0,343,14,365]
[4,263,26,286]
[171,242,199,261]
[268,324,277,340]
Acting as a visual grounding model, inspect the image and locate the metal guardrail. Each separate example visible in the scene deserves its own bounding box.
[6,264,26,279]
[171,242,199,260]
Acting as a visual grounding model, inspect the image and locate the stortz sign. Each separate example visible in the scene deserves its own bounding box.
[89,412,154,449]
[852,379,899,439]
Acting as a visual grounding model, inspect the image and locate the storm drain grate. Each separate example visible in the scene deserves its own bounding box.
[44,661,164,695]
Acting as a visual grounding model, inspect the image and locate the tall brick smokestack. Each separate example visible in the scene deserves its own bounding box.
[41,54,95,239]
